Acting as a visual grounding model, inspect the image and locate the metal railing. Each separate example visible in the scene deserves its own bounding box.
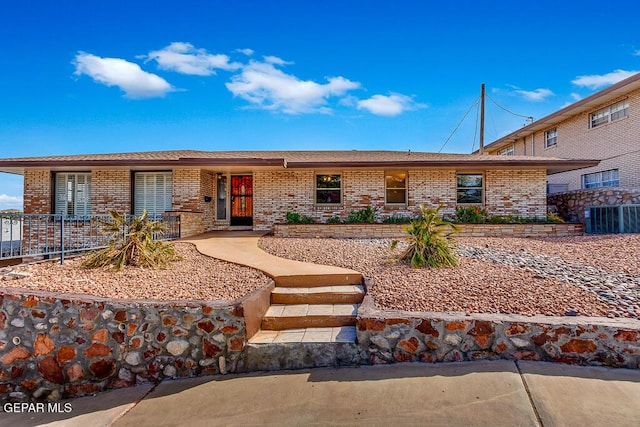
[585,205,640,234]
[0,213,180,262]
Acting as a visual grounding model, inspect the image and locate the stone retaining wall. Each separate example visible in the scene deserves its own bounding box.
[0,286,264,401]
[273,223,584,238]
[357,295,640,368]
[548,188,640,223]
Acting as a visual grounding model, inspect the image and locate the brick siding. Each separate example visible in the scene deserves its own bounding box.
[23,169,51,214]
[488,88,640,191]
[91,170,131,214]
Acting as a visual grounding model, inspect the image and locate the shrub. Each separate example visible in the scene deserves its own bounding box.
[344,206,377,224]
[285,211,315,224]
[454,206,489,223]
[546,212,565,223]
[391,205,458,268]
[326,215,342,224]
[82,210,180,271]
[382,214,415,224]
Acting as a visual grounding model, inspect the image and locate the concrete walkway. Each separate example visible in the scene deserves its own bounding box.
[182,231,362,286]
[5,361,640,426]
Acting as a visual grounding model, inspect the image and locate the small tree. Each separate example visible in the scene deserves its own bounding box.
[391,205,458,268]
[82,210,180,271]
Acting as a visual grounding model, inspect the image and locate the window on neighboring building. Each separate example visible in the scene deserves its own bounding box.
[385,172,407,204]
[497,145,515,156]
[315,174,342,204]
[590,100,629,128]
[456,174,483,204]
[55,172,92,216]
[134,172,172,217]
[545,128,558,148]
[582,169,620,189]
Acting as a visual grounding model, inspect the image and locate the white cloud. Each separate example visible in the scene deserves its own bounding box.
[514,88,554,102]
[73,52,173,99]
[146,42,241,76]
[634,49,640,56]
[263,55,292,65]
[571,69,639,89]
[570,92,582,101]
[237,48,254,56]
[0,194,22,210]
[357,93,426,116]
[225,60,360,114]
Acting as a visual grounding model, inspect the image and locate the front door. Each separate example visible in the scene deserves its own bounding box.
[230,175,253,226]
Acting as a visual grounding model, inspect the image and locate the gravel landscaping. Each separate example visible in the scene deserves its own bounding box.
[259,235,640,319]
[0,243,269,302]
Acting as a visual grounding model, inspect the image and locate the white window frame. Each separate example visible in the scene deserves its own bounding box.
[456,173,484,204]
[545,128,558,148]
[134,172,172,217]
[497,145,515,156]
[55,172,92,216]
[582,169,620,189]
[315,173,342,205]
[385,171,407,205]
[590,100,629,128]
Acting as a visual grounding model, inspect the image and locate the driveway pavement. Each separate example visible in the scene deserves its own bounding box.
[3,361,639,427]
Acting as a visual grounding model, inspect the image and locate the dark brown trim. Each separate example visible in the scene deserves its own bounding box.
[286,159,600,169]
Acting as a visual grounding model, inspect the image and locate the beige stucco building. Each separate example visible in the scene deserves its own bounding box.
[482,73,640,194]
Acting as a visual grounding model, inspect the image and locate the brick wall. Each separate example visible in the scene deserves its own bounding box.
[273,223,584,238]
[488,88,640,190]
[485,169,547,218]
[254,168,546,230]
[91,170,131,214]
[23,169,51,214]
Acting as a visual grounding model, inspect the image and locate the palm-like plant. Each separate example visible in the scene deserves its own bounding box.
[391,204,458,268]
[82,210,180,271]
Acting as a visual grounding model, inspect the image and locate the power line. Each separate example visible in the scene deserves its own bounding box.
[438,97,480,153]
[486,93,533,121]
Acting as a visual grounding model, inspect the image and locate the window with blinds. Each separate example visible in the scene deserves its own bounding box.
[134,172,172,217]
[55,173,92,216]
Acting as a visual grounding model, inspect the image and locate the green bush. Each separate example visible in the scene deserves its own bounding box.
[546,212,565,223]
[391,205,458,268]
[454,206,489,223]
[82,210,180,271]
[344,206,377,224]
[382,214,415,224]
[326,215,342,224]
[285,211,315,224]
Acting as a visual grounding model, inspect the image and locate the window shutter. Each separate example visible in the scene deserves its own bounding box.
[134,172,172,217]
[55,173,67,215]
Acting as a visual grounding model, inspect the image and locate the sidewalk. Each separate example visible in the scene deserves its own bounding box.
[4,361,639,427]
[182,231,362,286]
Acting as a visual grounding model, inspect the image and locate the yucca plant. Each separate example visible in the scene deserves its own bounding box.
[391,204,458,268]
[82,210,180,271]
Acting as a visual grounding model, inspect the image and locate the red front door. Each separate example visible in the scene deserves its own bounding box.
[230,175,253,226]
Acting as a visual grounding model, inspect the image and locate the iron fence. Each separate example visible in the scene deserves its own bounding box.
[0,213,180,262]
[585,205,640,234]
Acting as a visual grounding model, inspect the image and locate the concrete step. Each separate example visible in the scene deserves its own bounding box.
[241,327,363,371]
[271,285,365,305]
[249,326,357,344]
[274,273,362,287]
[261,304,358,330]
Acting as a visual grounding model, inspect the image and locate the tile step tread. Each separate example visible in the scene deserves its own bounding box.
[272,285,364,294]
[249,326,357,344]
[264,304,358,317]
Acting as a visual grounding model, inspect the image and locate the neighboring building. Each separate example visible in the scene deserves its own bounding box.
[0,150,596,235]
[482,72,640,194]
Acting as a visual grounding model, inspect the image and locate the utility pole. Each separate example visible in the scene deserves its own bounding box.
[479,83,485,155]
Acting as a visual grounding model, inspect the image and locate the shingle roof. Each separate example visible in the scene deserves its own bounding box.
[0,149,599,174]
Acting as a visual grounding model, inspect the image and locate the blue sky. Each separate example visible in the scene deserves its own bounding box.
[1,0,640,210]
